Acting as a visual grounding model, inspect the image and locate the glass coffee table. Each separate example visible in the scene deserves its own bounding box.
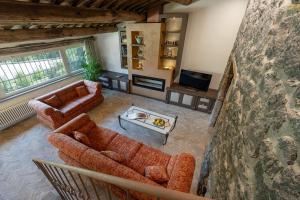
[118,105,178,145]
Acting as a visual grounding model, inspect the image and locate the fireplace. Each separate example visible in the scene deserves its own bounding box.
[132,74,165,92]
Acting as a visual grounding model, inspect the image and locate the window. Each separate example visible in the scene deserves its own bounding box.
[66,45,86,72]
[0,43,86,97]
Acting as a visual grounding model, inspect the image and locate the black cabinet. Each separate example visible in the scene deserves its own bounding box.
[166,83,217,113]
[98,71,129,93]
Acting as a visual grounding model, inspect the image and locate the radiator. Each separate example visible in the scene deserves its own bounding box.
[0,100,35,131]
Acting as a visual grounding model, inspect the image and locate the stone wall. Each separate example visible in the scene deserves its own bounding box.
[207,0,300,199]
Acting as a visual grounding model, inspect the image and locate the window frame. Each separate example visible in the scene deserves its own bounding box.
[0,42,86,101]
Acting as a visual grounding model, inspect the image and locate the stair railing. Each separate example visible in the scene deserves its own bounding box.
[33,159,211,200]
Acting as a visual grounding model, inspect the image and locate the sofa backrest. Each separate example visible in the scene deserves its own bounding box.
[36,80,84,103]
[53,113,93,135]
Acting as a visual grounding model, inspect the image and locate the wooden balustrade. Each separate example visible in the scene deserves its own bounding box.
[33,159,211,200]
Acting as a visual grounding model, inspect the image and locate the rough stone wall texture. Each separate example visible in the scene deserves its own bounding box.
[208,0,300,199]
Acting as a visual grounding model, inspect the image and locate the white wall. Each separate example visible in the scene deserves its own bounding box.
[94,32,128,74]
[164,0,248,89]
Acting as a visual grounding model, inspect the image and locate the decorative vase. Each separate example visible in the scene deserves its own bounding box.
[135,35,143,44]
[137,49,143,57]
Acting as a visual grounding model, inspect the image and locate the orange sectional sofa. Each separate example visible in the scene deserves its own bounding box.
[29,80,103,129]
[48,113,195,199]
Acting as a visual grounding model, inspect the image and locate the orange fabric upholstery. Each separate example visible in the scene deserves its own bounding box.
[48,113,195,196]
[166,153,196,193]
[106,134,143,164]
[73,131,91,146]
[101,150,125,163]
[145,166,169,183]
[127,145,171,175]
[75,85,89,97]
[28,80,103,129]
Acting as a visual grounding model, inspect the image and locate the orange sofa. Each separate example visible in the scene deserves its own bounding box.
[48,113,195,199]
[29,80,103,129]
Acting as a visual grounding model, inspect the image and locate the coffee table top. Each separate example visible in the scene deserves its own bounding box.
[120,106,177,135]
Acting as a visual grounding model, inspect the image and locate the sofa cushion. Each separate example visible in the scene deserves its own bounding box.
[127,145,171,175]
[77,121,97,134]
[73,131,91,146]
[106,134,142,163]
[145,166,169,183]
[77,94,96,105]
[101,150,125,163]
[88,127,118,151]
[44,95,62,108]
[76,86,89,97]
[60,101,82,116]
[56,88,78,104]
[167,155,178,177]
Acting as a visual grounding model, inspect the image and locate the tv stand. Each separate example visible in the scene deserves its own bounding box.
[166,83,218,113]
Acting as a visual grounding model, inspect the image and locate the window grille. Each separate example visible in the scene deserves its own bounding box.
[66,45,86,72]
[0,43,86,97]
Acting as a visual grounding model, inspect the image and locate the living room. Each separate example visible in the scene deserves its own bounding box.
[0,0,299,200]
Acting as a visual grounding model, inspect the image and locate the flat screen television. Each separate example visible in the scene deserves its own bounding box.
[179,70,212,91]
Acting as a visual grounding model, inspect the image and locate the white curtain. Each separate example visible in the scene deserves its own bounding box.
[84,39,98,61]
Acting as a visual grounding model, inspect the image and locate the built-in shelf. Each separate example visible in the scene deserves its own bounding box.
[132,44,145,47]
[118,24,128,69]
[132,57,145,60]
[163,44,178,48]
[161,56,177,60]
[163,30,181,33]
[160,13,188,76]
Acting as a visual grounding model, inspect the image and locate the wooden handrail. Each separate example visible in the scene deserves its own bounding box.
[33,159,211,200]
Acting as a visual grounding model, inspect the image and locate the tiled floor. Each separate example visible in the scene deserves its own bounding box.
[0,89,212,200]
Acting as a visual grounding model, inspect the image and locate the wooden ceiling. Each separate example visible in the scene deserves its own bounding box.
[0,0,192,43]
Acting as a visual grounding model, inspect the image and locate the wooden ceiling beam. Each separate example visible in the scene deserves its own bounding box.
[127,0,148,11]
[135,0,159,12]
[167,0,192,5]
[0,1,145,25]
[0,26,117,43]
[101,0,118,9]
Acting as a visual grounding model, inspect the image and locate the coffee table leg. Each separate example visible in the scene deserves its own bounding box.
[118,115,126,130]
[163,133,169,145]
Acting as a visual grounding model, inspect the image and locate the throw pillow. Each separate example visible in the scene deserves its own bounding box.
[101,151,125,163]
[76,86,89,97]
[145,166,169,183]
[44,95,62,108]
[73,131,91,146]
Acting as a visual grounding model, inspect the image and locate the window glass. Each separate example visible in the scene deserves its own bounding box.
[65,46,86,72]
[0,50,66,94]
[0,43,86,96]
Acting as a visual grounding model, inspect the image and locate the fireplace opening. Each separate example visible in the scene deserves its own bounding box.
[132,74,165,92]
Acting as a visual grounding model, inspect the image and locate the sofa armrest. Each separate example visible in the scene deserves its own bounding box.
[28,99,63,119]
[167,153,195,193]
[84,80,102,94]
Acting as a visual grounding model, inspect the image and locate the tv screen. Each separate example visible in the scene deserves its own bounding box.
[179,70,212,91]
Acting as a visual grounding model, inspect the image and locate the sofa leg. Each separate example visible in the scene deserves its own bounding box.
[118,115,126,130]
